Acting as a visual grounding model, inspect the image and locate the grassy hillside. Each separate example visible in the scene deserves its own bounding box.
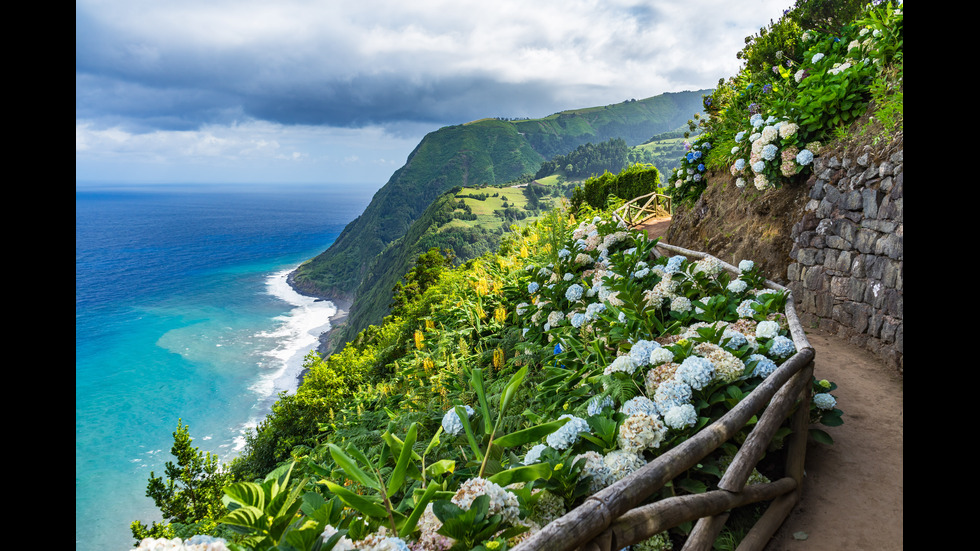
[291,90,708,342]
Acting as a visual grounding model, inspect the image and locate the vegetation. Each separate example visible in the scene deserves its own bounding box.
[133,203,842,551]
[290,92,707,346]
[569,163,662,213]
[665,0,902,206]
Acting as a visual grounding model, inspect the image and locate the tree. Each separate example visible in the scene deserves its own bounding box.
[131,419,233,543]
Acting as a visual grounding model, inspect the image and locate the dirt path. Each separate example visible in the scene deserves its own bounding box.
[764,327,903,550]
[635,217,904,550]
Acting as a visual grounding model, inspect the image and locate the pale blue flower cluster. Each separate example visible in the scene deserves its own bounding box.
[736,299,759,318]
[734,158,746,172]
[547,414,589,450]
[665,255,685,274]
[735,131,746,142]
[769,335,796,358]
[570,312,587,328]
[442,405,475,436]
[723,331,748,350]
[752,160,766,173]
[558,248,571,259]
[565,283,584,302]
[629,340,661,366]
[738,259,755,272]
[524,443,548,465]
[587,395,615,416]
[813,393,837,410]
[796,149,814,166]
[586,302,606,320]
[663,403,698,430]
[620,396,659,417]
[654,379,693,412]
[750,113,765,127]
[677,356,716,390]
[748,354,777,378]
[528,282,540,294]
[762,143,778,161]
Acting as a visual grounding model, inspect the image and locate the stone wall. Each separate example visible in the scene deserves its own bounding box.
[786,139,903,373]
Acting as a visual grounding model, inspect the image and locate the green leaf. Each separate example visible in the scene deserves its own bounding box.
[487,463,554,487]
[398,481,441,538]
[322,480,389,519]
[424,426,444,456]
[809,428,835,446]
[456,406,484,461]
[218,505,266,531]
[387,423,419,498]
[471,369,493,433]
[492,417,568,449]
[425,459,456,478]
[498,366,529,425]
[223,482,266,510]
[675,477,708,494]
[327,444,380,491]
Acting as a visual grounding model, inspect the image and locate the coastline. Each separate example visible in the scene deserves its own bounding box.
[285,267,353,382]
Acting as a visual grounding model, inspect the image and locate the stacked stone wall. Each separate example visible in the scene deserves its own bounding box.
[786,141,903,372]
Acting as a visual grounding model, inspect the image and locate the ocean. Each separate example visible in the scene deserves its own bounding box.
[75,183,374,551]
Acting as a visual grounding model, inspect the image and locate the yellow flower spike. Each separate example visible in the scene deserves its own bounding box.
[475,304,486,319]
[520,245,529,258]
[414,330,425,350]
[425,319,434,330]
[493,347,504,370]
[494,306,507,323]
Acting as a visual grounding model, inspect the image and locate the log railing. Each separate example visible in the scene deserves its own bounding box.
[612,191,672,227]
[514,242,815,551]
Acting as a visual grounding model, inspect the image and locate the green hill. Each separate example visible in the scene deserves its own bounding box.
[290,90,708,346]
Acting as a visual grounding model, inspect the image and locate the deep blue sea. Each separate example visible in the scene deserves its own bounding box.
[76,183,375,551]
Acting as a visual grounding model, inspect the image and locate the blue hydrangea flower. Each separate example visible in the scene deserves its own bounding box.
[565,284,584,302]
[762,144,778,161]
[736,299,759,318]
[796,149,814,166]
[629,340,661,366]
[442,405,475,436]
[723,331,748,350]
[748,354,777,378]
[769,335,796,358]
[663,404,698,430]
[734,158,746,171]
[570,312,587,328]
[731,146,740,154]
[547,414,589,450]
[586,302,605,319]
[697,163,706,172]
[528,282,540,294]
[813,393,837,410]
[587,395,615,416]
[750,114,764,127]
[735,131,746,142]
[558,248,571,259]
[665,255,686,274]
[677,356,716,390]
[752,160,766,173]
[620,396,659,417]
[654,379,693,412]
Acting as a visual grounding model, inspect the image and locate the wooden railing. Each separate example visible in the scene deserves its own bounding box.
[515,242,815,551]
[612,191,672,227]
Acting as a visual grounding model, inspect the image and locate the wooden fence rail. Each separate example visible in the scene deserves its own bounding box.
[514,242,815,551]
[612,191,672,227]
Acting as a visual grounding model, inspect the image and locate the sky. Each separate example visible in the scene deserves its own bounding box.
[76,0,792,187]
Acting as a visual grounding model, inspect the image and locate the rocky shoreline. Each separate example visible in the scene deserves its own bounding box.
[285,268,354,382]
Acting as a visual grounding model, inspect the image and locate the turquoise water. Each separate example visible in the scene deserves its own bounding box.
[76,183,373,550]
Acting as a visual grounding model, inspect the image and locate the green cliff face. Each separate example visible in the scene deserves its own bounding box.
[291,90,708,347]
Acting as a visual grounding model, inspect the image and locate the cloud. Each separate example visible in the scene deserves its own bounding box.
[76,0,790,183]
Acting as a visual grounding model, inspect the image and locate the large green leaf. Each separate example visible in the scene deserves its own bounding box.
[322,480,389,519]
[387,423,419,498]
[327,444,380,491]
[492,417,569,449]
[223,481,266,510]
[218,505,267,531]
[487,463,554,487]
[471,368,493,433]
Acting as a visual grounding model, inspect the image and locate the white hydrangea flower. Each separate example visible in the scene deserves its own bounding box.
[617,412,666,454]
[620,396,659,417]
[663,403,698,430]
[524,443,548,465]
[756,320,780,339]
[451,477,521,526]
[649,346,675,366]
[670,296,692,313]
[738,259,755,272]
[576,450,614,493]
[604,449,647,482]
[727,279,748,294]
[604,354,638,376]
[813,393,837,410]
